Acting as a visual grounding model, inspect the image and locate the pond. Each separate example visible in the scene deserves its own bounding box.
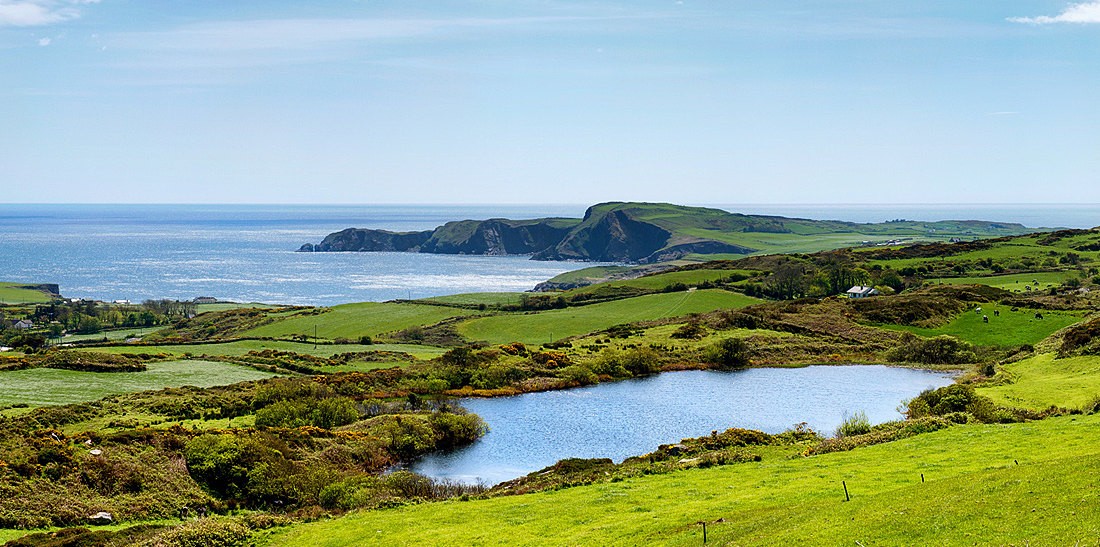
[411,366,955,485]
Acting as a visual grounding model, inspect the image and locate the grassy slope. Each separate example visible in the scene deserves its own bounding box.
[927,271,1072,292]
[420,293,526,306]
[878,307,1082,347]
[566,269,748,296]
[241,302,478,340]
[93,340,445,359]
[457,289,761,345]
[0,360,277,407]
[980,353,1100,411]
[265,414,1100,546]
[0,282,52,304]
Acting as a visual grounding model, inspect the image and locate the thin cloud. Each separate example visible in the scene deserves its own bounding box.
[0,0,98,27]
[111,16,622,53]
[1008,1,1100,24]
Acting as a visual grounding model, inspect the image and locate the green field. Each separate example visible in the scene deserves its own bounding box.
[93,340,446,360]
[928,271,1073,291]
[241,302,479,341]
[541,266,640,285]
[420,292,527,307]
[195,302,281,314]
[879,307,1082,347]
[0,360,278,407]
[61,328,155,343]
[566,269,750,296]
[457,289,761,345]
[979,353,1100,411]
[264,413,1100,546]
[0,282,52,304]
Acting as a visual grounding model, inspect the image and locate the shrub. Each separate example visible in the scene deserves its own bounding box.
[835,411,871,437]
[671,321,706,340]
[139,518,250,547]
[704,338,750,370]
[559,364,598,386]
[887,334,976,364]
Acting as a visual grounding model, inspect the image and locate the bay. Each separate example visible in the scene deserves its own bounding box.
[1,203,1096,306]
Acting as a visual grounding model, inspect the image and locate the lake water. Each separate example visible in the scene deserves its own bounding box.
[1,203,1095,306]
[412,366,955,485]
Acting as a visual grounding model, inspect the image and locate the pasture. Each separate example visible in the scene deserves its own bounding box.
[927,271,1072,292]
[0,360,277,407]
[240,302,479,341]
[263,413,1100,546]
[0,282,52,304]
[979,353,1100,411]
[879,307,1082,347]
[457,289,761,345]
[93,340,446,360]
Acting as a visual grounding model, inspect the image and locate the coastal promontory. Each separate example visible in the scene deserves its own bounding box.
[298,202,1035,263]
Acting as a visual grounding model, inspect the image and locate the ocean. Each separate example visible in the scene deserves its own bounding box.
[0,203,1096,306]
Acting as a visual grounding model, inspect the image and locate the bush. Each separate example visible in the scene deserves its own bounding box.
[887,334,976,365]
[704,338,750,369]
[254,397,359,429]
[835,411,871,437]
[139,518,250,547]
[671,321,706,340]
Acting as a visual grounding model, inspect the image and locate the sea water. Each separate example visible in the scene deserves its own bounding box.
[1,203,1096,306]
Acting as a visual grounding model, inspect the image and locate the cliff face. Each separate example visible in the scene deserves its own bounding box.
[532,209,672,262]
[419,219,576,255]
[298,228,432,252]
[297,203,766,263]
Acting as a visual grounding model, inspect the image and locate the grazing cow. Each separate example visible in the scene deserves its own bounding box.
[983,315,989,323]
[1035,312,1044,320]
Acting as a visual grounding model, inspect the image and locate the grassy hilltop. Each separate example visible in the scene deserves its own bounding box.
[3,225,1100,545]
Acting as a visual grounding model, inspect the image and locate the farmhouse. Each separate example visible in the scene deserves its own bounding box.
[193,296,218,304]
[11,319,34,329]
[846,286,879,299]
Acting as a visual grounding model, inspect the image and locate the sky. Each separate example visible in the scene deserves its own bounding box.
[2,0,1099,205]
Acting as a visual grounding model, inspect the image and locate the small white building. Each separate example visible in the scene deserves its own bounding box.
[846,286,879,299]
[193,296,218,304]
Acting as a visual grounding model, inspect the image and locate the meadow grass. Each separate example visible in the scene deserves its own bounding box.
[195,302,280,313]
[419,292,526,307]
[241,302,478,340]
[0,282,52,304]
[927,271,1072,291]
[979,353,1100,411]
[565,269,750,296]
[93,340,446,359]
[263,414,1100,546]
[61,328,152,343]
[457,289,761,345]
[542,266,638,285]
[0,360,278,407]
[878,307,1082,347]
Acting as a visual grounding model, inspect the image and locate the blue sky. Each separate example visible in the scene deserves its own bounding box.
[2,1,1098,204]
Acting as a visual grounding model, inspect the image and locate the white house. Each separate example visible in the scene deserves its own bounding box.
[11,319,34,329]
[846,286,879,299]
